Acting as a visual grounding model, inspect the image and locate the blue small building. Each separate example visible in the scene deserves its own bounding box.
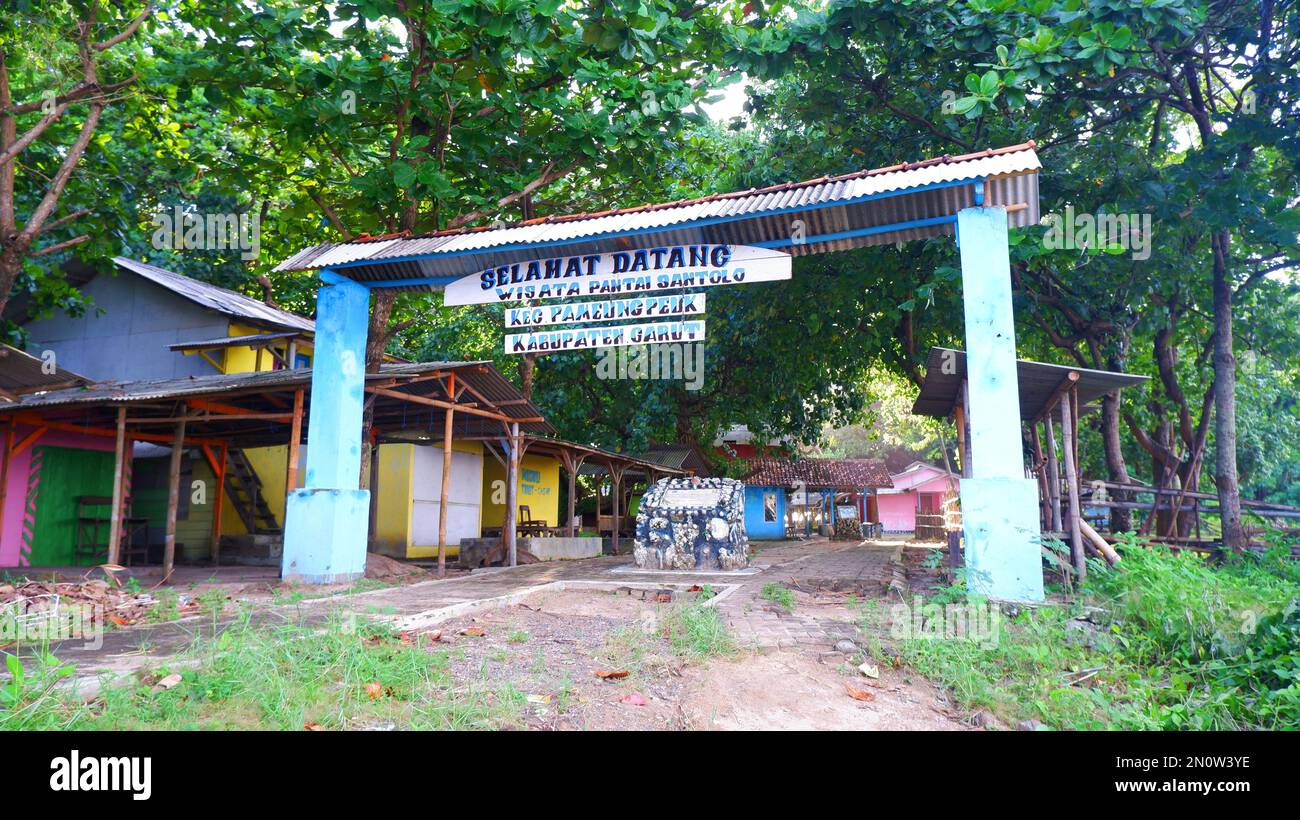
[743,485,788,539]
[740,458,893,539]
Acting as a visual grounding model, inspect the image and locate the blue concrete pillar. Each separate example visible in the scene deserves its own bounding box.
[281,271,371,584]
[956,206,1044,601]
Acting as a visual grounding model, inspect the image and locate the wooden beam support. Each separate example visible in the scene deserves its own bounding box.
[1060,391,1085,581]
[107,407,127,565]
[286,388,304,497]
[437,373,455,579]
[163,420,187,581]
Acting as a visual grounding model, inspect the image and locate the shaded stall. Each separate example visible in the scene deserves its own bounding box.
[739,458,893,538]
[912,347,1146,577]
[0,362,547,580]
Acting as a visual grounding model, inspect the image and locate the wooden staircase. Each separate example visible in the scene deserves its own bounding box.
[223,449,282,534]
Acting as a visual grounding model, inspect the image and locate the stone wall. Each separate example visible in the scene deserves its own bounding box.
[633,477,749,570]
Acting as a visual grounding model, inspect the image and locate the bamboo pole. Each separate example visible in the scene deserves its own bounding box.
[609,461,623,556]
[163,419,187,581]
[1060,391,1085,580]
[1078,518,1121,565]
[107,407,127,565]
[1045,414,1063,531]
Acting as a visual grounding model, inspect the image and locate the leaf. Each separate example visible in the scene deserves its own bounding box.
[460,627,486,637]
[365,681,385,699]
[596,669,629,679]
[620,693,647,706]
[303,722,325,731]
[151,672,182,692]
[845,684,875,701]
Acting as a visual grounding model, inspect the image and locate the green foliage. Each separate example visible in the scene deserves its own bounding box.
[662,602,737,659]
[760,582,795,612]
[877,540,1300,730]
[3,612,525,730]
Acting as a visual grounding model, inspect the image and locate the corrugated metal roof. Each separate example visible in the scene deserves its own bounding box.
[274,143,1042,288]
[0,344,91,400]
[0,361,552,435]
[113,258,315,333]
[911,347,1149,421]
[168,332,302,351]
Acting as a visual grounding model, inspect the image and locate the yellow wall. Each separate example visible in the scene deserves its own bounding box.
[220,322,314,374]
[373,443,415,555]
[482,452,561,528]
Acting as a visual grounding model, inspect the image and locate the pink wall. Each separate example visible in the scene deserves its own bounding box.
[877,475,960,532]
[1,425,114,567]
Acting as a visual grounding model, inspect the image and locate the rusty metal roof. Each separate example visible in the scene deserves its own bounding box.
[0,344,91,401]
[741,458,893,490]
[274,143,1041,289]
[0,361,553,446]
[911,347,1149,421]
[113,257,315,333]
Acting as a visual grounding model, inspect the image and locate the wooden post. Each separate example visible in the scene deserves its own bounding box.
[107,407,127,565]
[1030,422,1049,530]
[1044,414,1063,532]
[437,406,454,578]
[286,387,304,497]
[608,461,624,555]
[1060,393,1085,580]
[211,442,227,564]
[163,419,187,581]
[504,422,520,566]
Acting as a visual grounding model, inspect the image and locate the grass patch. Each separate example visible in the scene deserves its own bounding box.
[760,582,795,612]
[663,602,737,660]
[865,538,1300,730]
[0,610,526,731]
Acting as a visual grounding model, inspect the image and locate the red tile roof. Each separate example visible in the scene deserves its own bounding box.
[740,458,893,490]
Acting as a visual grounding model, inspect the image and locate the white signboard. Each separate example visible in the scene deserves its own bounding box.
[445,244,790,306]
[504,293,705,329]
[505,320,705,354]
[660,488,725,508]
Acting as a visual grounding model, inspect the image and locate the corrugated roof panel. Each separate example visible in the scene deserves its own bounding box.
[114,258,315,332]
[274,144,1043,281]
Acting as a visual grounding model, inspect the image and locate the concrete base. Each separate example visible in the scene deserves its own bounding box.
[220,533,283,567]
[523,536,602,561]
[959,477,1044,602]
[281,488,370,584]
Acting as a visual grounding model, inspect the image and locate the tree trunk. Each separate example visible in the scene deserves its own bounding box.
[1100,390,1133,532]
[1211,231,1246,550]
[518,352,535,401]
[358,290,396,489]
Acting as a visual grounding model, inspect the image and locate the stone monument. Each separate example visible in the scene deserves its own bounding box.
[633,476,749,570]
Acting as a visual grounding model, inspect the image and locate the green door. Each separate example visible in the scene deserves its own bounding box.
[29,446,116,566]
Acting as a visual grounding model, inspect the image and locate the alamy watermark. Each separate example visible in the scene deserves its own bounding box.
[151,205,261,261]
[890,599,1002,648]
[595,343,704,392]
[1042,205,1152,261]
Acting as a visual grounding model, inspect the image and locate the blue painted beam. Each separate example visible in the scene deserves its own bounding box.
[955,206,1044,602]
[282,270,372,584]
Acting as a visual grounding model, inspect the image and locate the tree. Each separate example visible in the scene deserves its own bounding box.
[0,1,152,320]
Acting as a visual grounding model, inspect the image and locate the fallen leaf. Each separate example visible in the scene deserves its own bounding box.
[365,681,385,700]
[151,673,182,693]
[596,669,629,680]
[526,694,552,705]
[687,585,703,592]
[303,722,325,731]
[845,684,875,702]
[109,614,130,626]
[460,628,486,637]
[620,693,647,706]
[858,662,880,679]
